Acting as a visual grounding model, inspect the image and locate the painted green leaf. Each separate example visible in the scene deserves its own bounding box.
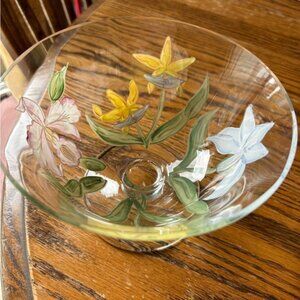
[184,75,209,118]
[133,197,146,226]
[45,174,82,197]
[151,111,188,144]
[169,175,209,214]
[48,64,68,102]
[64,179,82,197]
[86,115,143,146]
[134,200,182,224]
[44,173,70,195]
[102,198,133,223]
[45,173,106,197]
[174,110,216,172]
[79,176,106,194]
[151,75,209,144]
[79,157,106,171]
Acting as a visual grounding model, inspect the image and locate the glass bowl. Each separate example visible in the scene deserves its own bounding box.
[1,17,297,252]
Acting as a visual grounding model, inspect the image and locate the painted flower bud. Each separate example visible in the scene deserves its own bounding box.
[48,64,68,102]
[79,157,106,171]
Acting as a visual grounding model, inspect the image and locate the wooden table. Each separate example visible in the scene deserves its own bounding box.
[2,0,299,299]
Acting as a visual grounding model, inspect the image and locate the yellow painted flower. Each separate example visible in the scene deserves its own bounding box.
[133,36,195,93]
[93,80,142,123]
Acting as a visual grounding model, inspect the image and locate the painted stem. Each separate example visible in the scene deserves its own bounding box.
[145,89,166,147]
[97,145,116,159]
[135,122,145,145]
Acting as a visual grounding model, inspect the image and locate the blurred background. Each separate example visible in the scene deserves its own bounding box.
[1,0,97,97]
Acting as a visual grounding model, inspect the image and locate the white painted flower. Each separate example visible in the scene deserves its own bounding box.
[204,104,274,200]
[167,150,210,182]
[21,97,81,176]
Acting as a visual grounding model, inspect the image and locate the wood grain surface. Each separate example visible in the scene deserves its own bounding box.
[1,0,300,299]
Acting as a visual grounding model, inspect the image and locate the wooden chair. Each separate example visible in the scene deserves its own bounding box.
[1,0,94,58]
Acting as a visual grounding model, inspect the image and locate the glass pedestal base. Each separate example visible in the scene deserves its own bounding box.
[101,236,182,252]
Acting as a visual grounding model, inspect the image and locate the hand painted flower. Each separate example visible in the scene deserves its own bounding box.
[92,80,143,123]
[204,105,274,200]
[133,36,195,94]
[22,97,81,176]
[167,150,210,182]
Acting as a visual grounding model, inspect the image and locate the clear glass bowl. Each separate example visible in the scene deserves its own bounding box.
[1,17,297,252]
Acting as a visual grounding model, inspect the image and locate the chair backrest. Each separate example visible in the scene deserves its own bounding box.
[1,0,93,58]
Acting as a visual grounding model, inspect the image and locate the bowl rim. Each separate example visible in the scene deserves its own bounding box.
[1,17,298,241]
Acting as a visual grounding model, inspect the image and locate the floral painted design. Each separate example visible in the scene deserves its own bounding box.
[21,97,81,176]
[84,36,275,223]
[114,105,149,129]
[203,105,274,200]
[92,80,144,123]
[144,74,185,90]
[48,64,68,102]
[133,36,195,93]
[167,150,210,182]
[20,37,274,226]
[86,170,120,198]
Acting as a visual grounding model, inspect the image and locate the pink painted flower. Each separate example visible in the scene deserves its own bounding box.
[21,97,81,176]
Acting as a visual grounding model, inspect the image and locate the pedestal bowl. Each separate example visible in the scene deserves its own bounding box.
[1,17,297,252]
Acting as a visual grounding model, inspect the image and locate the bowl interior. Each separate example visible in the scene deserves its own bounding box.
[2,17,296,241]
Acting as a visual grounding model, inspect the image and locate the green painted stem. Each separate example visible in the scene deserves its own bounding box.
[97,145,116,159]
[135,122,146,145]
[145,89,166,147]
